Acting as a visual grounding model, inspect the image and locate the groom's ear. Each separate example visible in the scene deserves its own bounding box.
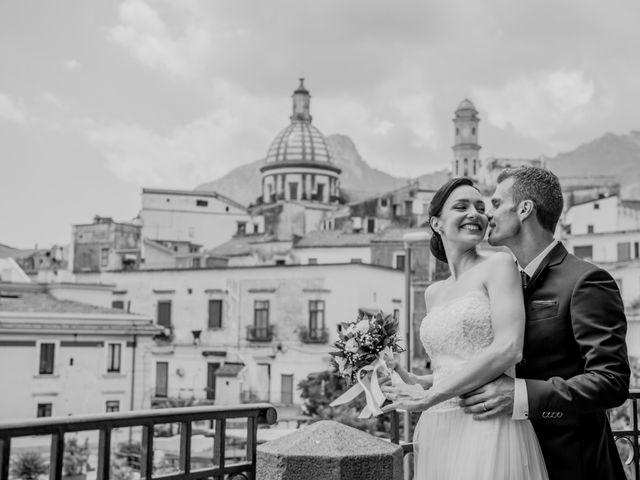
[519,200,535,221]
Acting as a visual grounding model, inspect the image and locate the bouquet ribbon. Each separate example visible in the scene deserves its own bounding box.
[330,356,392,418]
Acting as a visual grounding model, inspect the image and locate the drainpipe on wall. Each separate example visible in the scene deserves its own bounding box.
[129,333,137,443]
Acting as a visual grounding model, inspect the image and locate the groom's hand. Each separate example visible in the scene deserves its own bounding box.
[459,375,515,420]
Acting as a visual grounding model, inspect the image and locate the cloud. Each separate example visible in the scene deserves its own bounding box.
[64,59,81,71]
[84,79,282,188]
[41,92,68,111]
[106,0,211,77]
[0,93,27,124]
[473,70,598,141]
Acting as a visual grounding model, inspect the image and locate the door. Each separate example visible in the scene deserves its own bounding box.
[281,374,294,405]
[206,363,220,400]
[155,361,168,397]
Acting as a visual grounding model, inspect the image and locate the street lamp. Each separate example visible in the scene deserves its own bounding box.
[401,231,429,447]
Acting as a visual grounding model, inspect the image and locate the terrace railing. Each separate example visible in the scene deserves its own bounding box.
[0,403,277,480]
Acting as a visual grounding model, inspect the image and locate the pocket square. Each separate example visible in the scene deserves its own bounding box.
[531,300,558,310]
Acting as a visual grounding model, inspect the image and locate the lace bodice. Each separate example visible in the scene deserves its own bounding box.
[420,290,495,385]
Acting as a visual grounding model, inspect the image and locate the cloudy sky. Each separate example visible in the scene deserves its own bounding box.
[1,0,639,248]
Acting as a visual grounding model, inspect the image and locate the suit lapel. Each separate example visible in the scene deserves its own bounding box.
[524,242,568,295]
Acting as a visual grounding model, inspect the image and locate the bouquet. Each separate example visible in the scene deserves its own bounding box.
[328,310,405,417]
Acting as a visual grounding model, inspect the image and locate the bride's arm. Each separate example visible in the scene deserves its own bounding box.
[423,253,524,407]
[383,252,524,412]
[387,358,434,389]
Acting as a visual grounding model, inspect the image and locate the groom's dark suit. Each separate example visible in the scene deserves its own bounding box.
[517,242,630,480]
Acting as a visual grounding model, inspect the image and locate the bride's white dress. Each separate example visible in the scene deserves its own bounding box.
[414,289,548,479]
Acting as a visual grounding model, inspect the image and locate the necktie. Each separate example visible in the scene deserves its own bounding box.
[520,271,530,290]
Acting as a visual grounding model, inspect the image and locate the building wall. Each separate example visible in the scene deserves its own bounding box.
[140,191,259,250]
[0,331,155,420]
[293,247,372,265]
[76,264,405,406]
[565,230,640,264]
[47,283,115,309]
[565,197,640,235]
[73,221,141,272]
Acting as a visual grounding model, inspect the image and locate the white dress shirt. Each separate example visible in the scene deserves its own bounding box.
[512,240,558,420]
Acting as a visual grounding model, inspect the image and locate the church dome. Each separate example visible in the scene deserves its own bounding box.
[265,122,333,164]
[264,78,335,165]
[456,98,477,112]
[259,79,341,206]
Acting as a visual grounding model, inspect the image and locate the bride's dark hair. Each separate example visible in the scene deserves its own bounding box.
[428,177,476,264]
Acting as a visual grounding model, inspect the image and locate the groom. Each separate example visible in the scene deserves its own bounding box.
[460,166,630,480]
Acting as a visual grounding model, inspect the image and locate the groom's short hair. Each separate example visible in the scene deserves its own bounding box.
[497,166,563,233]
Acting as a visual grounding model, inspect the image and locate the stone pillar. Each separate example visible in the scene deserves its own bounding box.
[257,420,403,480]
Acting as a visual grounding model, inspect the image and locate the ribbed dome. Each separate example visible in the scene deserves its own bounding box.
[457,98,477,111]
[265,122,333,164]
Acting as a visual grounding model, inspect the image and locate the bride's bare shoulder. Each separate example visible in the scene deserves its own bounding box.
[424,279,448,307]
[482,251,515,268]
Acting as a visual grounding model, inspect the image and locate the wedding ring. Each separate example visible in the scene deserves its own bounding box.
[482,402,488,412]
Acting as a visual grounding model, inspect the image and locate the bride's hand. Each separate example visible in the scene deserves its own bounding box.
[380,384,432,413]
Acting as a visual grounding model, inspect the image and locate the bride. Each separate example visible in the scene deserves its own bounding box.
[381,177,548,479]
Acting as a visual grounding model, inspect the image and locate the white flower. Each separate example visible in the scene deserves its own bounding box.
[355,319,370,334]
[335,356,347,373]
[345,338,359,353]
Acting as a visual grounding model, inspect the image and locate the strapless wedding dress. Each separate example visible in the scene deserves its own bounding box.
[413,290,548,479]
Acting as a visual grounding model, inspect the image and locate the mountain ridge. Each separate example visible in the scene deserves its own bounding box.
[196,130,640,205]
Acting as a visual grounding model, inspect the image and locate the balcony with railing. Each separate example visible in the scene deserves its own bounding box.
[245,325,275,342]
[298,326,329,344]
[3,392,639,480]
[0,403,276,480]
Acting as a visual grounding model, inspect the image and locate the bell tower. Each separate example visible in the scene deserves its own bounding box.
[452,99,481,179]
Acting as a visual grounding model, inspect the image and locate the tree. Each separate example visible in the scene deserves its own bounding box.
[298,370,390,435]
[63,436,90,477]
[10,451,48,480]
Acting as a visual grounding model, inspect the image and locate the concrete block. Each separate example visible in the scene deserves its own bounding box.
[257,420,403,480]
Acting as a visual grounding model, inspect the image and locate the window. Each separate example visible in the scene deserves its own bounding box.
[394,253,406,271]
[472,127,476,135]
[275,259,286,265]
[157,300,172,328]
[208,299,223,329]
[404,201,413,216]
[309,300,325,333]
[587,225,594,234]
[237,222,247,235]
[635,242,639,259]
[111,300,124,310]
[155,362,169,397]
[573,245,593,260]
[196,199,208,207]
[100,248,109,267]
[192,257,201,269]
[380,198,388,207]
[617,242,631,262]
[288,182,298,199]
[106,343,122,373]
[37,403,52,418]
[367,218,375,233]
[254,300,270,336]
[308,258,318,265]
[106,400,120,412]
[350,258,362,263]
[39,342,55,375]
[393,309,400,321]
[594,203,600,210]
